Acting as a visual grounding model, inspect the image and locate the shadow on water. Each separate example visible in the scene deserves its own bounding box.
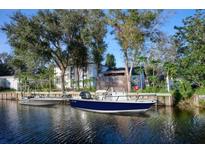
[107,112,151,118]
[72,107,151,117]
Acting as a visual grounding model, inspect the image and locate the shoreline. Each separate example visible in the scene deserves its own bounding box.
[0,91,173,107]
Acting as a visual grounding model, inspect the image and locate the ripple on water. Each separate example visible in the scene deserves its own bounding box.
[1,101,205,143]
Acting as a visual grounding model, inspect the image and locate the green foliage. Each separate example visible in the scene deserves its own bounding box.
[2,10,107,92]
[163,62,177,78]
[199,99,205,106]
[0,52,14,76]
[173,80,194,103]
[195,87,205,95]
[174,10,205,87]
[105,53,116,69]
[70,77,96,91]
[136,87,167,93]
[18,65,55,92]
[144,65,154,77]
[172,89,182,104]
[69,40,88,89]
[0,87,16,92]
[84,10,107,74]
[108,10,161,92]
[0,63,14,76]
[77,87,96,92]
[148,76,158,87]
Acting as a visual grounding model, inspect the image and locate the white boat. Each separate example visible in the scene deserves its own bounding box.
[20,96,70,106]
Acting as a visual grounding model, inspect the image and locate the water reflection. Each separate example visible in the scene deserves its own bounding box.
[1,100,205,143]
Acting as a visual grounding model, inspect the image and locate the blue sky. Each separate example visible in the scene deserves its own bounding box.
[0,9,196,67]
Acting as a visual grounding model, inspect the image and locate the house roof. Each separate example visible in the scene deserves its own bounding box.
[104,66,145,76]
[104,70,125,76]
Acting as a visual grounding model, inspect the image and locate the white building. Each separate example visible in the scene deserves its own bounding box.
[0,76,19,90]
[54,63,97,89]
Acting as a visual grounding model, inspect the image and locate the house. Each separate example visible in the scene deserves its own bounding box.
[54,63,146,91]
[54,63,98,90]
[0,76,19,90]
[97,67,145,91]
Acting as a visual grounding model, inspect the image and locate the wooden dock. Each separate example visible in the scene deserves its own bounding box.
[0,92,21,101]
[123,93,173,106]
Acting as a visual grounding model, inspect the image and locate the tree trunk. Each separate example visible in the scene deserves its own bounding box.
[166,71,170,92]
[152,65,155,87]
[96,64,100,77]
[48,75,51,95]
[77,67,80,90]
[140,66,143,89]
[82,69,84,88]
[61,68,66,95]
[124,53,131,92]
[144,65,149,87]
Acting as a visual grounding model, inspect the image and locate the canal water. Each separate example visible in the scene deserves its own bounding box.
[1,101,205,144]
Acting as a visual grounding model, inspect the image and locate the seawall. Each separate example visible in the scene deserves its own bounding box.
[0,91,173,106]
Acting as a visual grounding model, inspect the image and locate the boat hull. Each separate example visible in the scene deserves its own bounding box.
[20,97,69,106]
[20,101,57,106]
[69,99,155,113]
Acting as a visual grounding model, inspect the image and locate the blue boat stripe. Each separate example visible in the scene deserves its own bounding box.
[70,99,154,111]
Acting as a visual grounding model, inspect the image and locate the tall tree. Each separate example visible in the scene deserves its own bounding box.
[164,61,177,91]
[69,39,88,89]
[174,10,205,87]
[105,53,116,69]
[83,10,107,75]
[135,56,147,89]
[145,32,178,90]
[2,10,88,94]
[108,10,161,92]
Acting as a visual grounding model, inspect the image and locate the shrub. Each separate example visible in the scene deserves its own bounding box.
[77,87,96,92]
[172,89,182,104]
[171,80,194,104]
[0,87,16,92]
[133,86,167,93]
[174,80,193,99]
[199,99,205,106]
[195,87,205,95]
